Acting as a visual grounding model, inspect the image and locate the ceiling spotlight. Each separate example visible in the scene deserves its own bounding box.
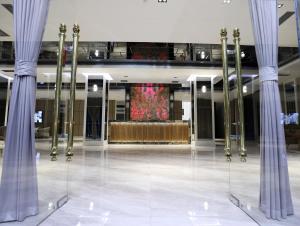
[223,0,231,4]
[201,85,207,93]
[243,85,247,94]
[241,51,246,58]
[158,0,167,3]
[278,3,284,8]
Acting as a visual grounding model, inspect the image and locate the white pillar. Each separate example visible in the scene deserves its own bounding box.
[83,75,88,139]
[101,79,106,141]
[193,79,198,141]
[211,77,215,141]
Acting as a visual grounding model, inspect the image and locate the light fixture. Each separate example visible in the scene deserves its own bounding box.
[94,49,99,57]
[201,85,207,93]
[43,72,71,77]
[241,51,246,58]
[228,74,258,81]
[200,51,206,60]
[93,84,98,92]
[158,0,167,3]
[243,85,247,94]
[278,3,284,8]
[223,0,231,4]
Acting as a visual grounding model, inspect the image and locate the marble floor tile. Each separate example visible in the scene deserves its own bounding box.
[0,142,299,226]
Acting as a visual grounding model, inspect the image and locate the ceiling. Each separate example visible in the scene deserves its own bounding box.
[0,0,297,46]
[0,64,232,83]
[0,0,298,84]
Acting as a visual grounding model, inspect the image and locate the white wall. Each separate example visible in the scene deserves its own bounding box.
[174,90,190,101]
[182,102,191,121]
[109,89,126,101]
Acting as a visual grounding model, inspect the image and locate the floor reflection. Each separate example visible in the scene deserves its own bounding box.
[0,142,299,225]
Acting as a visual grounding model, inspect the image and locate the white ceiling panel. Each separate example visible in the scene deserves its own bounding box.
[0,0,297,46]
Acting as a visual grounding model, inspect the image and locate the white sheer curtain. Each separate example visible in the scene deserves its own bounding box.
[0,0,49,222]
[248,0,294,220]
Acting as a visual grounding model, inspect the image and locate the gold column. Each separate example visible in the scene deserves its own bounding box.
[65,24,80,161]
[233,28,247,162]
[50,24,66,161]
[221,28,232,161]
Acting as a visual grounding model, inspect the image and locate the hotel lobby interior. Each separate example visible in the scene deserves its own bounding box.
[1,0,300,225]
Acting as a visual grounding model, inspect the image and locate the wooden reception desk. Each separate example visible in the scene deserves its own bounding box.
[109,121,190,144]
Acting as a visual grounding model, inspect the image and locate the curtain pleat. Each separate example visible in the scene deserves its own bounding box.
[248,0,294,220]
[259,81,294,219]
[0,0,49,222]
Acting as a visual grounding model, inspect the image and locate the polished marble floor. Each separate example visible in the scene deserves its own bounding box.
[0,142,299,226]
[229,143,300,226]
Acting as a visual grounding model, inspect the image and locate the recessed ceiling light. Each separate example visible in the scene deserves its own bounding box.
[223,0,231,4]
[278,3,284,8]
[158,0,167,3]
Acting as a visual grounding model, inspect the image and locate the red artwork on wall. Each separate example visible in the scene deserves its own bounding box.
[130,84,169,121]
